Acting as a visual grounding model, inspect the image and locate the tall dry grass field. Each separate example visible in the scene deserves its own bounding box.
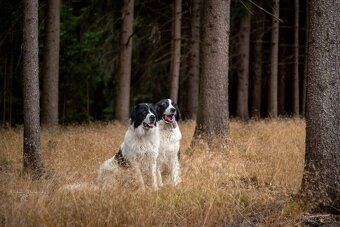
[0,119,306,226]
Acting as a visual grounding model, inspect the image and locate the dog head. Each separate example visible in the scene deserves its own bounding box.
[155,99,181,128]
[130,103,157,129]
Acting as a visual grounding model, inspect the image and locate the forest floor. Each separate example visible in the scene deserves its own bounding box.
[0,119,339,226]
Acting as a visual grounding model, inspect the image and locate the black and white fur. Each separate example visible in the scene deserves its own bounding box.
[155,99,182,186]
[98,103,160,191]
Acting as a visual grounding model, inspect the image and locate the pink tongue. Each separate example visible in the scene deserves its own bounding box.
[164,115,177,128]
[165,115,172,121]
[172,120,177,128]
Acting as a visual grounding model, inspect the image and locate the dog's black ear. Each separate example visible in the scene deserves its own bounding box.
[129,105,137,125]
[155,102,162,121]
[175,104,181,122]
[150,104,158,126]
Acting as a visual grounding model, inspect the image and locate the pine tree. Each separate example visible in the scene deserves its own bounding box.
[300,0,340,212]
[23,0,44,178]
[115,0,134,122]
[193,0,230,142]
[41,0,60,129]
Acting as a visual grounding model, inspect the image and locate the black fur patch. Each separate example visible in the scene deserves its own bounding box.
[114,149,130,168]
[173,102,181,122]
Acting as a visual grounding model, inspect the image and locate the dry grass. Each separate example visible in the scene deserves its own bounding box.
[0,119,306,226]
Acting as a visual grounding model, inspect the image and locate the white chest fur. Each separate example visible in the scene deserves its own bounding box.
[158,121,181,154]
[123,125,160,162]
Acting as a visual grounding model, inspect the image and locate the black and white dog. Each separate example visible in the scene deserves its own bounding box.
[155,99,182,186]
[98,103,160,191]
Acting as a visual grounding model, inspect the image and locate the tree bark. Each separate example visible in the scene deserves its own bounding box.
[251,3,264,118]
[186,0,200,120]
[300,0,340,212]
[268,0,280,117]
[278,45,286,115]
[170,0,182,103]
[278,71,286,115]
[41,0,60,129]
[236,10,250,121]
[2,51,8,126]
[194,0,230,141]
[302,0,308,117]
[293,0,300,116]
[23,0,44,178]
[115,0,134,122]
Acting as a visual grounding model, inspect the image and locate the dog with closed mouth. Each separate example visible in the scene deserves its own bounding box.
[155,98,182,186]
[98,103,160,191]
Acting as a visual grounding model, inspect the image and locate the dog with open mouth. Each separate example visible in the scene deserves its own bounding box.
[155,98,182,186]
[98,103,160,191]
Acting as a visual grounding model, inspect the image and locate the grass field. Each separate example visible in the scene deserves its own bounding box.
[0,119,307,226]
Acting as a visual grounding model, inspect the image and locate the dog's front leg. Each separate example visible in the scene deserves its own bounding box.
[157,167,164,187]
[151,161,159,191]
[171,158,181,186]
[133,163,145,191]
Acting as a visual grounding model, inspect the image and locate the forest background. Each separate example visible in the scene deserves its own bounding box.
[0,0,307,125]
[0,0,339,225]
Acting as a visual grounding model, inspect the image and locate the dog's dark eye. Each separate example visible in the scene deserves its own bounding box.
[162,102,167,107]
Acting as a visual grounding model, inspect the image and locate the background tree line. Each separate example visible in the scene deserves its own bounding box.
[0,0,307,126]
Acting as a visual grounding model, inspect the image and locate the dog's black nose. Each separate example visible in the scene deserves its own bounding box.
[149,115,156,122]
[170,108,176,113]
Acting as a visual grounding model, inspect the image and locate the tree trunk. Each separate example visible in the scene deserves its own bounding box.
[194,0,230,142]
[186,0,200,120]
[9,54,13,125]
[302,0,308,117]
[293,0,300,116]
[268,0,280,117]
[169,0,182,103]
[115,0,134,122]
[278,46,286,115]
[41,0,60,129]
[251,3,264,118]
[23,0,44,178]
[300,0,340,213]
[236,10,250,121]
[2,51,7,126]
[278,69,286,115]
[1,47,14,126]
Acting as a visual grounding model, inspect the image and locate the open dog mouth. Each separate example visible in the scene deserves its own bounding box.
[163,114,177,128]
[163,114,174,122]
[143,122,154,128]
